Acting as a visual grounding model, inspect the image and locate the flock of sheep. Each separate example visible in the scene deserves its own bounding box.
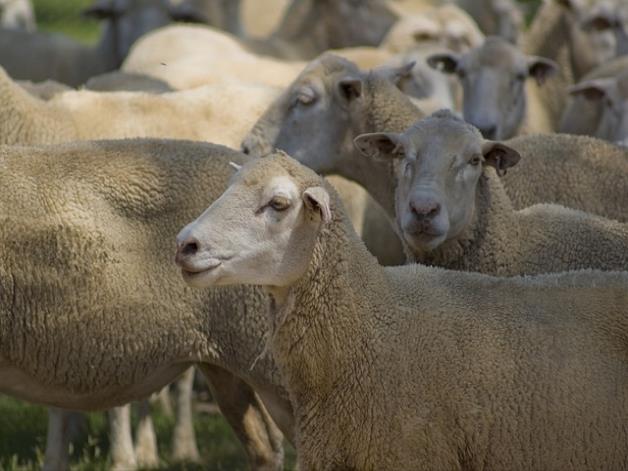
[1,0,628,469]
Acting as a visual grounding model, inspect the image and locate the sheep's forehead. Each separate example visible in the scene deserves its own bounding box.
[469,39,524,70]
[407,116,482,155]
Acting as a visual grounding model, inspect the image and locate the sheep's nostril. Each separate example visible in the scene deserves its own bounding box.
[181,241,199,256]
[241,144,250,155]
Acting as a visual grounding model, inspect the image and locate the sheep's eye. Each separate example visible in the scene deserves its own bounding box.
[515,72,526,82]
[269,196,291,211]
[403,161,413,177]
[457,69,466,79]
[296,88,316,105]
[469,155,482,166]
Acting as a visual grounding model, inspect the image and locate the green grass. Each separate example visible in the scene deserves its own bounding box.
[33,0,100,43]
[0,396,296,471]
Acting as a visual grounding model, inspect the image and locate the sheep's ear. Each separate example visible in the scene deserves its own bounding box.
[482,141,521,177]
[82,0,118,19]
[168,3,209,24]
[375,62,416,87]
[568,79,612,101]
[527,56,559,86]
[337,77,363,103]
[426,53,460,74]
[303,187,331,224]
[353,132,406,161]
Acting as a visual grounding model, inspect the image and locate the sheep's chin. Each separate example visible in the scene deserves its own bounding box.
[402,231,448,253]
[181,264,224,288]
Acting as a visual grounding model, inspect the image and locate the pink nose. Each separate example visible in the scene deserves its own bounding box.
[410,200,441,220]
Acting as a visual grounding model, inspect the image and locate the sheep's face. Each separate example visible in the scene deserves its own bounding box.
[242,53,417,176]
[241,54,364,174]
[557,0,623,77]
[569,71,628,145]
[354,111,520,254]
[175,154,331,290]
[427,36,558,140]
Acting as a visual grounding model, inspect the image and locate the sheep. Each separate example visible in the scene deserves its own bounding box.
[0,0,35,32]
[175,151,628,471]
[354,110,628,275]
[0,138,289,471]
[381,4,485,54]
[560,56,628,144]
[566,68,628,145]
[244,53,628,225]
[426,36,560,139]
[0,0,173,87]
[552,0,627,79]
[0,65,281,147]
[0,69,376,468]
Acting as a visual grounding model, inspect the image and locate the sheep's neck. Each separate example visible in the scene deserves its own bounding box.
[268,211,397,466]
[339,77,424,218]
[407,170,520,276]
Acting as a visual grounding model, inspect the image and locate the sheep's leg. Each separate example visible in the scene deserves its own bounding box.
[108,405,137,471]
[199,364,284,471]
[171,367,201,462]
[42,408,71,471]
[134,399,160,468]
[153,385,173,418]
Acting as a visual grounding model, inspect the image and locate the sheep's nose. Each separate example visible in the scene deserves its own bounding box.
[241,143,251,155]
[477,125,497,139]
[175,234,200,265]
[410,199,441,220]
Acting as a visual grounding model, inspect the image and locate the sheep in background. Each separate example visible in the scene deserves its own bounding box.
[354,110,628,274]
[243,54,628,225]
[0,0,173,86]
[0,0,35,31]
[427,36,560,139]
[176,151,628,471]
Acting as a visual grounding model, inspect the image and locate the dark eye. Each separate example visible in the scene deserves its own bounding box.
[457,69,466,79]
[515,72,526,82]
[269,196,291,211]
[469,155,482,166]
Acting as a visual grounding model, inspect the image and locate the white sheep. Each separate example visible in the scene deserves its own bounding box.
[176,151,628,470]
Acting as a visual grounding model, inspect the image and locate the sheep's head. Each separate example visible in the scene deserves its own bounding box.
[427,36,558,140]
[175,153,331,289]
[354,110,520,254]
[569,70,628,145]
[241,53,416,174]
[555,0,625,77]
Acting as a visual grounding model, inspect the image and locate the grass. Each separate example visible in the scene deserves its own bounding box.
[32,0,100,43]
[0,394,296,470]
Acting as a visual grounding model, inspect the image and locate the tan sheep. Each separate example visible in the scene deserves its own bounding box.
[0,139,288,471]
[244,53,628,225]
[560,56,628,144]
[0,66,280,147]
[176,151,628,471]
[354,110,628,274]
[426,36,560,139]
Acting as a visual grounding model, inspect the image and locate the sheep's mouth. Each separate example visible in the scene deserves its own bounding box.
[179,256,232,285]
[402,229,447,251]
